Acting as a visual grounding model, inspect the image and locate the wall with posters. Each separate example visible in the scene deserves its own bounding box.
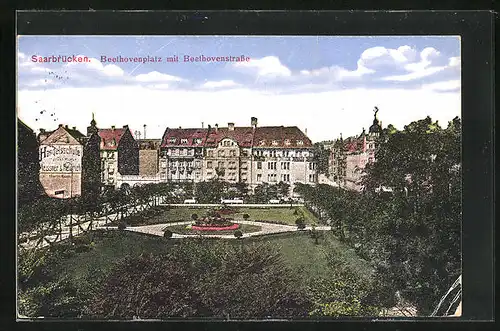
[39,144,83,198]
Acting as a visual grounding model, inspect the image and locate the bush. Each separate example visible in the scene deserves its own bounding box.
[117,222,126,230]
[243,214,250,220]
[296,218,306,230]
[191,213,198,221]
[164,229,173,238]
[234,230,243,239]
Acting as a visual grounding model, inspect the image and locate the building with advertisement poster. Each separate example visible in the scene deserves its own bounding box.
[38,124,86,198]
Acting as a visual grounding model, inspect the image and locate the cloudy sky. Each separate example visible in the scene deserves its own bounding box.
[17,35,461,142]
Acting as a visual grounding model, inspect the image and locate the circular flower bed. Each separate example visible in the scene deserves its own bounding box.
[192,215,239,231]
[191,223,240,231]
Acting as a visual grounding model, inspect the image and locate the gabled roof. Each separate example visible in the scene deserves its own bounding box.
[39,126,84,145]
[205,127,254,148]
[160,128,208,148]
[98,128,129,151]
[253,126,312,148]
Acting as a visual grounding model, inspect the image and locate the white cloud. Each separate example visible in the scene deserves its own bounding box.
[233,56,292,77]
[135,71,184,83]
[448,56,461,67]
[202,80,240,88]
[64,56,125,77]
[358,45,417,71]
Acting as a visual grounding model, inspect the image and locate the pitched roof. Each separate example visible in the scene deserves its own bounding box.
[253,126,312,148]
[98,128,129,150]
[160,128,208,148]
[160,125,313,149]
[137,139,162,150]
[205,127,254,147]
[39,126,84,145]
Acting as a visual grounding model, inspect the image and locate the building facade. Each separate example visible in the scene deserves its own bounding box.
[329,110,382,191]
[38,124,86,198]
[159,117,316,194]
[137,139,162,176]
[98,124,139,188]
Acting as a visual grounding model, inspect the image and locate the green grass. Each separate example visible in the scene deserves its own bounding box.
[120,206,320,226]
[237,206,318,225]
[43,229,372,295]
[164,223,262,235]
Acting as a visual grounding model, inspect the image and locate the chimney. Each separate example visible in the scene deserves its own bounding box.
[72,126,76,130]
[251,117,258,128]
[207,124,211,133]
[143,124,147,139]
[40,128,45,133]
[58,124,63,128]
[123,125,129,129]
[111,125,115,131]
[202,122,204,128]
[228,122,235,131]
[215,124,218,133]
[305,128,308,136]
[65,125,69,129]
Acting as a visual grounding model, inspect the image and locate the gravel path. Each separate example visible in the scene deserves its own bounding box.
[121,220,331,239]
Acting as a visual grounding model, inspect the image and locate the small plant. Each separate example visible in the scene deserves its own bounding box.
[163,229,173,239]
[295,217,306,230]
[243,214,250,221]
[234,230,243,239]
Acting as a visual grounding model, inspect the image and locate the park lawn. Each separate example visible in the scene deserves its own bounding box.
[235,206,319,225]
[165,223,262,235]
[121,206,319,226]
[44,229,372,297]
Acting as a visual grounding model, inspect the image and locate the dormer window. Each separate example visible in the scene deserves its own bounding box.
[194,138,202,144]
[181,138,188,144]
[168,138,176,144]
[284,139,291,145]
[297,140,304,145]
[272,140,279,146]
[259,140,265,146]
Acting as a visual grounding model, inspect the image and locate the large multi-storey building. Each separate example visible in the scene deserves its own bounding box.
[329,110,382,191]
[18,119,44,203]
[159,117,316,193]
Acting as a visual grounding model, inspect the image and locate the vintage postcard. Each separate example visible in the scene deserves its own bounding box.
[17,35,462,320]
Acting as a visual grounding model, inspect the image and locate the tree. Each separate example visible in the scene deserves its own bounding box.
[234,230,243,239]
[195,179,226,204]
[313,142,331,176]
[296,218,306,230]
[277,181,290,198]
[191,213,198,221]
[84,241,312,319]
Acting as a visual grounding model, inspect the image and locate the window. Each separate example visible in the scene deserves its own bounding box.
[272,140,278,146]
[282,174,290,182]
[168,138,176,144]
[207,150,214,157]
[207,161,213,169]
[257,161,262,169]
[281,162,290,170]
[267,162,277,170]
[257,174,262,182]
[259,140,266,146]
[309,162,316,170]
[297,140,304,145]
[194,138,202,144]
[230,150,236,157]
[218,161,225,169]
[218,150,225,157]
[181,138,188,144]
[284,139,291,146]
[268,174,277,182]
[309,174,316,182]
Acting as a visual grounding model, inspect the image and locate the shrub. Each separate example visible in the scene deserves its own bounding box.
[191,213,198,221]
[243,214,250,220]
[164,229,173,238]
[117,222,126,230]
[296,218,306,230]
[234,230,243,239]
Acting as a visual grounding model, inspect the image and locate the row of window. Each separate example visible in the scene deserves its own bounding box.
[254,150,309,157]
[168,138,203,145]
[258,139,304,146]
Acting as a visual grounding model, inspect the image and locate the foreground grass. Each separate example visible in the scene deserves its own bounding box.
[43,229,372,297]
[165,223,262,235]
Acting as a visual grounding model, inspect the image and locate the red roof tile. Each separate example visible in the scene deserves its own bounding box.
[253,126,312,148]
[98,128,127,150]
[205,127,254,148]
[160,128,208,148]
